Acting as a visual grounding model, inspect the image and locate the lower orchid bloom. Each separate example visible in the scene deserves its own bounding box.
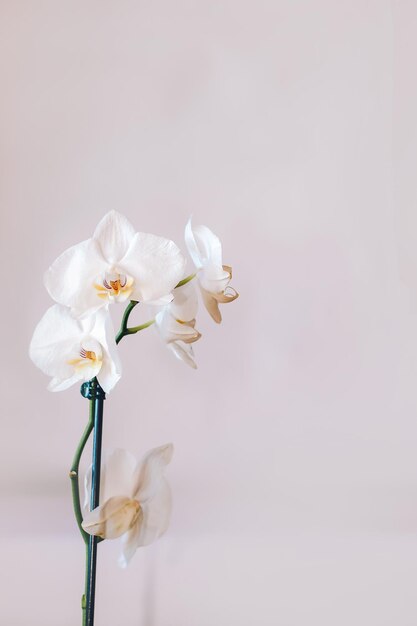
[82,445,173,567]
[184,218,239,323]
[154,282,201,369]
[29,304,121,392]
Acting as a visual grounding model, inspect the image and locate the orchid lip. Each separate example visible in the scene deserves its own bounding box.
[94,271,134,301]
[67,338,103,373]
[80,347,98,361]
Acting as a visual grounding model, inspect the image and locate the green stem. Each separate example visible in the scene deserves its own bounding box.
[123,319,155,336]
[70,398,95,545]
[115,274,196,345]
[116,299,156,345]
[175,273,196,288]
[115,300,139,344]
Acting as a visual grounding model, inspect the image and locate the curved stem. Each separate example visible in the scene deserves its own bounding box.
[115,300,139,344]
[175,273,196,288]
[115,274,196,345]
[116,300,155,344]
[124,319,155,337]
[70,398,95,545]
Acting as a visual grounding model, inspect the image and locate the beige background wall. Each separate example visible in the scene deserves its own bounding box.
[1,1,417,624]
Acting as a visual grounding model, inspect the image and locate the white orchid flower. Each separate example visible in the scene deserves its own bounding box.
[184,218,239,323]
[29,304,121,392]
[82,445,173,567]
[154,281,201,369]
[44,211,186,318]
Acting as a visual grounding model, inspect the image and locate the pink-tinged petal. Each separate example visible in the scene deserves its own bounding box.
[132,444,173,503]
[118,480,172,567]
[44,238,107,318]
[121,232,185,303]
[167,342,198,369]
[93,211,136,265]
[82,496,141,539]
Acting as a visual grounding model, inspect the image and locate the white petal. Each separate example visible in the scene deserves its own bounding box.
[48,373,82,392]
[120,232,185,303]
[170,281,198,321]
[155,310,201,344]
[84,448,138,512]
[198,264,230,294]
[185,218,223,268]
[146,294,174,307]
[44,238,107,318]
[93,211,136,265]
[91,309,122,393]
[82,496,141,539]
[118,479,172,567]
[29,305,86,389]
[132,444,174,502]
[30,305,82,354]
[168,342,198,369]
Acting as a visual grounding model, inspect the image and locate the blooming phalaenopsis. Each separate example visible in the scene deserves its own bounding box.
[82,445,173,567]
[44,211,186,318]
[184,218,239,323]
[29,304,121,392]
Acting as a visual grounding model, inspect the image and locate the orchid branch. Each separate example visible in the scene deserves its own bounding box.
[115,275,196,344]
[115,300,155,345]
[115,300,139,344]
[121,319,155,339]
[175,273,196,288]
[69,398,95,545]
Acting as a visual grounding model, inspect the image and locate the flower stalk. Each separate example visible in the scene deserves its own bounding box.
[115,300,139,344]
[80,378,106,626]
[69,399,95,545]
[175,273,196,288]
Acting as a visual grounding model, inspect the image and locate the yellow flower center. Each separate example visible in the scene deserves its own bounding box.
[68,347,102,371]
[94,273,133,301]
[80,348,98,361]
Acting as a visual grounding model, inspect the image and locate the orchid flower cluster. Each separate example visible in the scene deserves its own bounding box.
[29,211,238,568]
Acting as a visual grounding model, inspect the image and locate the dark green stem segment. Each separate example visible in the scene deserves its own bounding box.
[84,382,105,626]
[76,378,106,626]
